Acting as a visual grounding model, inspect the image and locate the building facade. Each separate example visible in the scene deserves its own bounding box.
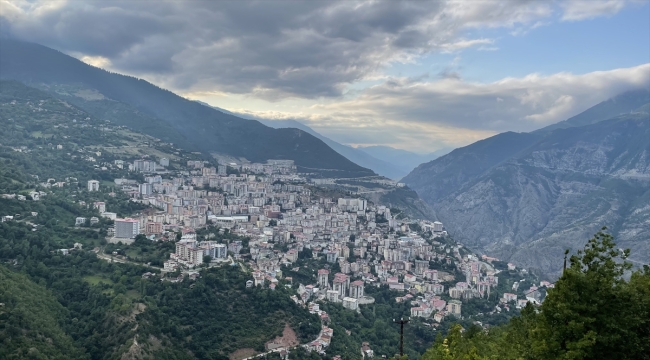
[115,218,140,239]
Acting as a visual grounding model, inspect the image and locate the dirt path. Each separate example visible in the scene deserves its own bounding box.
[265,324,298,350]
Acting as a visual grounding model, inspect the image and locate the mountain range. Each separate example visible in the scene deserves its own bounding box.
[194,102,447,180]
[403,89,650,278]
[0,38,373,178]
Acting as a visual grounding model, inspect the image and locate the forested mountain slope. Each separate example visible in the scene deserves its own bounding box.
[195,101,408,179]
[403,91,650,278]
[0,39,373,177]
[0,79,322,360]
[0,266,87,360]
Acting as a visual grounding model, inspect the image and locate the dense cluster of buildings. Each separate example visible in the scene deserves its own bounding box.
[165,230,228,270]
[99,156,544,327]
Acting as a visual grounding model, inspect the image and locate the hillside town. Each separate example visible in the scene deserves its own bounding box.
[2,147,548,358]
[82,157,546,334]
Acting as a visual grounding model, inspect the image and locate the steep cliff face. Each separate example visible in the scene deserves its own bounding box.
[403,131,544,205]
[404,103,650,278]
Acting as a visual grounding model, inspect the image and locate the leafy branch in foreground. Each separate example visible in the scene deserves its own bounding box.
[418,228,650,360]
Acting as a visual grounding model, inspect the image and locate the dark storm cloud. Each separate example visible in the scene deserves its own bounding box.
[3,0,636,101]
[0,0,475,99]
[4,0,644,152]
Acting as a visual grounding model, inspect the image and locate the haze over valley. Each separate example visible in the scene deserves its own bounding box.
[1,1,649,359]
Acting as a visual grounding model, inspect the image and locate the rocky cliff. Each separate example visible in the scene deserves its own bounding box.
[403,92,650,278]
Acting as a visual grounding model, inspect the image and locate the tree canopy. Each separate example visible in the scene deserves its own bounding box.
[419,229,650,360]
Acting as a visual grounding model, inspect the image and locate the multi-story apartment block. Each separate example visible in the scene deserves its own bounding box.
[93,201,106,213]
[133,160,157,172]
[87,180,99,192]
[115,218,140,239]
[415,260,429,275]
[145,221,163,235]
[332,273,350,300]
[349,280,364,299]
[326,290,340,303]
[139,183,153,196]
[447,299,462,317]
[342,297,359,310]
[174,239,204,266]
[318,269,330,289]
[214,244,227,259]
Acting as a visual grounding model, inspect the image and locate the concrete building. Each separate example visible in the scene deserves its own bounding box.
[93,201,106,213]
[349,280,364,299]
[326,290,340,303]
[318,269,330,289]
[424,269,438,281]
[133,159,157,172]
[115,218,140,239]
[337,197,367,211]
[342,297,359,310]
[175,239,204,266]
[447,299,462,317]
[87,180,99,192]
[415,260,429,275]
[160,158,169,167]
[145,222,163,235]
[332,273,349,299]
[215,243,227,259]
[101,212,117,220]
[139,183,153,196]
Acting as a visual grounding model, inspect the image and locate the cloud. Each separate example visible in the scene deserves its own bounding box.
[2,1,645,152]
[439,38,494,53]
[78,55,112,69]
[561,0,628,21]
[221,64,650,151]
[1,0,568,100]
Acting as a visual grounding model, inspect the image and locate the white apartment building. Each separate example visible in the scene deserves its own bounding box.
[349,280,365,299]
[133,159,157,172]
[342,297,359,310]
[115,218,140,239]
[337,197,367,211]
[215,243,227,259]
[139,183,153,196]
[101,212,117,220]
[87,180,99,192]
[93,201,106,213]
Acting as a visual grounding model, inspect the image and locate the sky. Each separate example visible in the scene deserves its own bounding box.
[1,0,649,152]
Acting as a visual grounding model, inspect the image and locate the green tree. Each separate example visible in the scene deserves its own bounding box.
[419,229,650,360]
[530,229,650,360]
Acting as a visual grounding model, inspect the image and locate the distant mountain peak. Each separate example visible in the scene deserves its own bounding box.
[403,89,650,278]
[535,88,649,134]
